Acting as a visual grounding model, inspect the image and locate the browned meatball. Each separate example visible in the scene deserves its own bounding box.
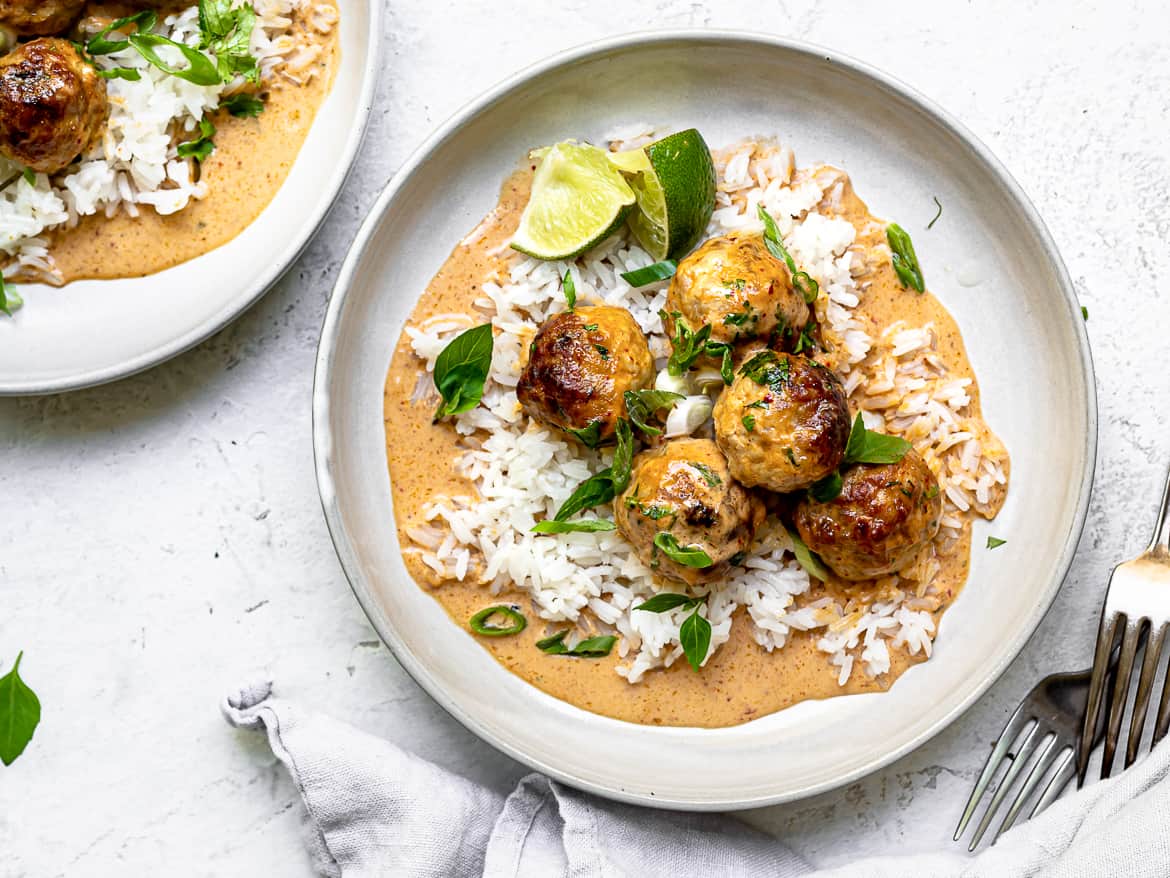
[794,449,942,581]
[517,304,654,445]
[665,233,810,348]
[0,38,108,173]
[615,438,765,585]
[0,0,85,35]
[713,351,850,493]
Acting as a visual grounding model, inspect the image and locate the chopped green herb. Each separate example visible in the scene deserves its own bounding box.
[662,311,712,376]
[793,324,817,354]
[746,399,767,409]
[0,275,22,318]
[689,462,721,487]
[723,309,752,327]
[843,412,912,465]
[96,67,143,81]
[176,117,217,162]
[468,606,526,637]
[742,415,756,432]
[86,9,156,55]
[197,0,260,83]
[1081,306,1089,321]
[887,223,924,293]
[986,536,1007,550]
[787,527,830,581]
[927,196,942,230]
[562,270,576,310]
[925,483,940,499]
[729,551,747,566]
[633,502,672,520]
[611,419,633,493]
[0,652,40,766]
[739,350,790,391]
[758,205,819,303]
[21,168,34,186]
[593,344,610,360]
[809,470,843,502]
[565,421,603,448]
[220,93,265,117]
[704,341,734,384]
[620,260,677,287]
[653,533,713,568]
[583,323,599,331]
[784,447,799,468]
[432,323,494,421]
[624,389,684,436]
[531,518,615,534]
[679,604,712,671]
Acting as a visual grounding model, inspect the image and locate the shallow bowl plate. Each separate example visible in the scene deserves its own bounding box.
[0,0,381,395]
[314,31,1096,809]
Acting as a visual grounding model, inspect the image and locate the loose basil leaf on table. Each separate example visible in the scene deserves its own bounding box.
[432,323,494,422]
[0,652,41,766]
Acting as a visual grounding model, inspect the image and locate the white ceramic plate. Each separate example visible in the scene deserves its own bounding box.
[0,0,381,396]
[314,31,1096,809]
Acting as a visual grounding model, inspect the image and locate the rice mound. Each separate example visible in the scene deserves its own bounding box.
[403,132,1009,686]
[0,0,339,284]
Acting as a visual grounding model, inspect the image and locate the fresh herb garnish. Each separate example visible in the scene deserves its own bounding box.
[987,536,1007,550]
[887,223,924,293]
[689,462,721,487]
[925,483,940,499]
[469,606,526,637]
[97,67,143,81]
[555,469,617,520]
[129,32,222,86]
[621,260,677,287]
[633,594,711,671]
[593,344,609,360]
[739,350,790,391]
[746,399,766,409]
[662,311,712,376]
[532,518,615,534]
[704,341,734,384]
[809,471,843,502]
[843,412,912,465]
[0,275,22,318]
[631,502,672,520]
[723,309,752,327]
[21,168,34,186]
[562,270,576,310]
[176,118,217,162]
[0,652,41,766]
[565,420,603,448]
[432,323,494,422]
[583,323,598,331]
[624,389,683,436]
[793,324,817,354]
[742,414,756,432]
[927,196,942,230]
[653,532,713,568]
[220,93,265,117]
[611,419,633,493]
[1081,306,1089,321]
[758,205,819,304]
[86,9,156,55]
[197,0,260,83]
[537,631,617,657]
[784,447,800,468]
[787,527,829,581]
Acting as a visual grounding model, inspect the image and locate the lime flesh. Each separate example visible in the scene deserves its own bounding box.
[511,142,636,261]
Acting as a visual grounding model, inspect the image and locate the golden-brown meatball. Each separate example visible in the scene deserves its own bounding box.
[517,304,654,445]
[0,0,85,35]
[615,438,765,585]
[794,449,942,581]
[665,233,810,348]
[0,38,108,173]
[713,351,850,493]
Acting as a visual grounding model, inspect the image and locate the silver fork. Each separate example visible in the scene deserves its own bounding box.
[1077,465,1170,784]
[954,663,1111,850]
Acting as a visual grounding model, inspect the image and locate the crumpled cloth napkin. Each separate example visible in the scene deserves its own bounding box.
[223,681,1170,877]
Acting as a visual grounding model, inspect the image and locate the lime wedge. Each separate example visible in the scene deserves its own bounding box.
[511,142,636,260]
[612,129,716,261]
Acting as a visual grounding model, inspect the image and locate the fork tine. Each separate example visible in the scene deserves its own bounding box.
[1029,746,1075,819]
[1102,617,1144,779]
[954,708,1034,841]
[1154,647,1170,748]
[968,722,1040,851]
[995,732,1058,841]
[1078,611,1121,786]
[1128,622,1167,767]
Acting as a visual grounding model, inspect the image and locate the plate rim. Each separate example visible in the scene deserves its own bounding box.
[0,0,384,397]
[313,28,1098,810]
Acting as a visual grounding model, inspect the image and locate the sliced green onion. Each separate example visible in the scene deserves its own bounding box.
[87,10,157,55]
[531,519,615,534]
[469,605,527,637]
[621,260,677,287]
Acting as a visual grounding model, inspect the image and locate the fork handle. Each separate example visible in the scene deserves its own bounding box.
[1150,463,1170,553]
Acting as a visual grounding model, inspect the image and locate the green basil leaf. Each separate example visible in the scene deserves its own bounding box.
[0,275,21,318]
[531,518,615,534]
[842,412,912,465]
[565,420,603,448]
[653,532,713,568]
[568,635,617,657]
[624,389,683,435]
[986,536,1006,550]
[562,269,576,310]
[809,470,843,503]
[198,0,258,83]
[611,420,634,493]
[887,222,924,293]
[787,527,830,582]
[198,0,235,41]
[21,168,35,186]
[87,9,156,55]
[176,117,217,161]
[742,414,755,432]
[468,605,526,637]
[433,323,493,421]
[220,93,265,117]
[679,605,712,672]
[0,652,41,766]
[535,630,569,654]
[758,204,818,303]
[97,67,143,81]
[621,260,677,287]
[129,33,222,86]
[554,467,616,521]
[633,593,698,613]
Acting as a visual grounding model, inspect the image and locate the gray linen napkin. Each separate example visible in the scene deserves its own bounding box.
[223,681,1170,877]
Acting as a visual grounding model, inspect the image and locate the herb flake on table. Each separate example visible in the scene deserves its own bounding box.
[986,536,1007,550]
[0,652,40,767]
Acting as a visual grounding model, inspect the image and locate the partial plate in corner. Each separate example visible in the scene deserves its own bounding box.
[0,0,381,396]
[314,31,1096,809]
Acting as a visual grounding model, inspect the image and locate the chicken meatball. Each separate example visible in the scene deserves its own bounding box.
[0,38,108,173]
[0,0,85,36]
[517,304,654,445]
[794,449,942,581]
[713,351,850,493]
[615,438,765,585]
[665,232,810,348]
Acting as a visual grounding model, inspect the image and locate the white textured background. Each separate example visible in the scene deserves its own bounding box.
[3,1,1169,874]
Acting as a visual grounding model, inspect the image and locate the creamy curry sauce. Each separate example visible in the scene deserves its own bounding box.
[24,0,339,283]
[384,163,1002,728]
